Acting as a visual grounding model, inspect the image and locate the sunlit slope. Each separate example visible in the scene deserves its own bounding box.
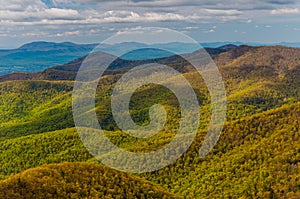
[0,128,91,180]
[0,102,298,198]
[0,162,180,199]
[0,80,74,139]
[0,52,299,140]
[217,46,300,95]
[143,102,300,198]
[0,45,299,124]
[0,45,299,198]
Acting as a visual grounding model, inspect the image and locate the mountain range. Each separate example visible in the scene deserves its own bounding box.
[0,43,299,198]
[1,41,300,76]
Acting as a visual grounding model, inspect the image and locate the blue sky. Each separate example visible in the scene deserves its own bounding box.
[0,0,300,48]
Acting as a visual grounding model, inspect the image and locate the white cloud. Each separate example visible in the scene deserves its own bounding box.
[0,0,47,11]
[22,32,48,37]
[183,26,198,30]
[271,8,300,15]
[115,26,177,36]
[0,0,263,29]
[0,9,205,26]
[56,30,80,37]
[204,29,215,33]
[44,8,79,18]
[1,0,300,47]
[116,30,145,35]
[0,7,80,21]
[204,9,242,15]
[101,11,203,23]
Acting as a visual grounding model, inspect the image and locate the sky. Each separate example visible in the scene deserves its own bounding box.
[1,0,300,48]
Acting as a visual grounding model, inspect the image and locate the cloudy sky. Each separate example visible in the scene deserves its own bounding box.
[1,0,300,48]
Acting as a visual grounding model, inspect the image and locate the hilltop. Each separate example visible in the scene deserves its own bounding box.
[0,162,180,199]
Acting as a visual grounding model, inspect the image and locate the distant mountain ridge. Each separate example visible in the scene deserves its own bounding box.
[2,44,300,85]
[1,40,300,76]
[0,41,202,76]
[0,44,238,82]
[0,42,98,76]
[18,41,97,51]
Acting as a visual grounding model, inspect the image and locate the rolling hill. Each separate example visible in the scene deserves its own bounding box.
[0,44,299,198]
[0,102,298,197]
[0,162,180,199]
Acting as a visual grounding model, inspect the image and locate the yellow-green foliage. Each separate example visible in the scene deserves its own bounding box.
[143,102,300,198]
[0,81,74,139]
[0,45,300,198]
[0,128,91,179]
[0,102,299,198]
[0,162,180,199]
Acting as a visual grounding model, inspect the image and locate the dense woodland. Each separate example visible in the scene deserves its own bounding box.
[0,162,180,199]
[0,45,299,198]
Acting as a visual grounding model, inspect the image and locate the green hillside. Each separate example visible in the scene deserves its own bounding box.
[0,102,298,198]
[143,102,300,198]
[0,45,299,198]
[0,80,74,139]
[0,128,91,180]
[0,162,180,199]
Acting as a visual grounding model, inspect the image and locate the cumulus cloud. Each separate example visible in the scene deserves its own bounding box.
[0,0,80,22]
[0,9,205,26]
[2,0,299,28]
[1,0,300,46]
[0,0,47,11]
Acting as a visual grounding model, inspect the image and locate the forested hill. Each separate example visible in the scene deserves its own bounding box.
[0,44,299,198]
[0,44,237,82]
[0,162,180,199]
[1,44,299,83]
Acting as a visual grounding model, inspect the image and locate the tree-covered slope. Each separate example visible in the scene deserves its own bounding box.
[0,162,180,199]
[1,49,299,139]
[0,102,298,198]
[143,102,300,198]
[0,128,91,180]
[0,45,299,198]
[0,80,74,139]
